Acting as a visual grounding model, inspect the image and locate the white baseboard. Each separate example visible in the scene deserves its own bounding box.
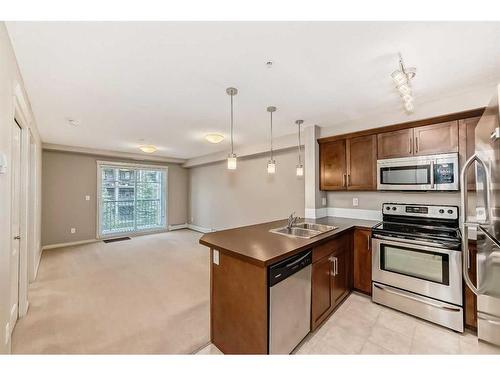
[187,224,213,233]
[168,223,188,231]
[42,239,99,251]
[327,207,382,221]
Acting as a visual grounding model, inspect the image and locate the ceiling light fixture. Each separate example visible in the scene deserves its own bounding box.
[267,106,277,174]
[295,120,304,177]
[67,118,80,127]
[139,145,157,153]
[205,133,224,144]
[226,87,238,170]
[391,53,417,113]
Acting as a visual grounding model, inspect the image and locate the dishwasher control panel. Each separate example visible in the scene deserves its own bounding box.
[268,250,312,287]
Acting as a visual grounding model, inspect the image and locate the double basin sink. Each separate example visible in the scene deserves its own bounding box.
[270,222,337,239]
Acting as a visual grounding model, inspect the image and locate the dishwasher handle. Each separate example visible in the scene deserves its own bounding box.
[269,250,312,287]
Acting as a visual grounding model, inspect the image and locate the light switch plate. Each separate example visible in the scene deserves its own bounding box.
[70,228,76,234]
[85,195,90,201]
[213,249,219,265]
[322,197,327,206]
[352,198,359,207]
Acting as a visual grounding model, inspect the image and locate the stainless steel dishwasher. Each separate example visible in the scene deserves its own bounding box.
[269,250,312,354]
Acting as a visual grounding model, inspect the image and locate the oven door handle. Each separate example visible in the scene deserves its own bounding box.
[372,233,458,251]
[373,283,461,312]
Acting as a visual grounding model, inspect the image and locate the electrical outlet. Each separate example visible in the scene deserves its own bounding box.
[322,197,327,206]
[213,249,220,265]
[70,228,76,234]
[85,195,90,201]
[352,198,359,207]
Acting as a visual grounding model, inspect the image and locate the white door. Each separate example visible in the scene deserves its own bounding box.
[10,121,21,333]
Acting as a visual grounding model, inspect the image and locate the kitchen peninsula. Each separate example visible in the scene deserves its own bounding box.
[199,217,377,354]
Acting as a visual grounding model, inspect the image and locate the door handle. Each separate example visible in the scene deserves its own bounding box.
[373,283,461,312]
[14,236,20,240]
[430,160,435,189]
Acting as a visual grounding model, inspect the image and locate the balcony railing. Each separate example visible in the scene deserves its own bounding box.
[101,199,164,234]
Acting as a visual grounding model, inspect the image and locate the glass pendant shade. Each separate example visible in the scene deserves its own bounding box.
[267,160,276,174]
[227,154,237,170]
[296,165,304,177]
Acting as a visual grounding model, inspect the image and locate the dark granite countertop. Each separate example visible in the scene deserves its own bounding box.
[199,216,379,267]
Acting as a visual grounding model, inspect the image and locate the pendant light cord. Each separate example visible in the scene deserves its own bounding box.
[230,93,234,155]
[297,123,302,165]
[270,111,273,161]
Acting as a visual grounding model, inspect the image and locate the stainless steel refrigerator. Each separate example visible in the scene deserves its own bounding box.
[461,84,500,346]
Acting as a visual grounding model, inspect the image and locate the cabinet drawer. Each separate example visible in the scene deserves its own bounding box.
[313,234,349,263]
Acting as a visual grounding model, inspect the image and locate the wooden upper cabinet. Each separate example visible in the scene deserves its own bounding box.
[320,139,346,190]
[459,116,481,191]
[346,135,377,190]
[413,121,458,156]
[377,128,413,159]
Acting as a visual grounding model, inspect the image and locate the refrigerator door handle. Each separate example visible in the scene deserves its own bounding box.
[460,154,490,296]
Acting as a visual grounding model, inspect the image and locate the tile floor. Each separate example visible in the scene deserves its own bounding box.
[197,292,500,355]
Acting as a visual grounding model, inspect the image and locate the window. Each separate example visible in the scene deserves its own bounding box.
[97,162,167,237]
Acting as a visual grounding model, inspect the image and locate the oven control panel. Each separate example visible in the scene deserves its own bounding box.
[382,203,458,220]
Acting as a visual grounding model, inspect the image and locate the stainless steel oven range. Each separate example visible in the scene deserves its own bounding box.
[371,203,463,332]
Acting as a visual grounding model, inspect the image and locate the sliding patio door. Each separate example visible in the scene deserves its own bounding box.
[97,162,167,237]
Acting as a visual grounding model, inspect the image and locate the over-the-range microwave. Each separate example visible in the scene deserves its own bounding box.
[377,153,459,191]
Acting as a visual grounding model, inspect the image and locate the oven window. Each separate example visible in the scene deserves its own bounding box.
[380,244,449,285]
[380,165,430,185]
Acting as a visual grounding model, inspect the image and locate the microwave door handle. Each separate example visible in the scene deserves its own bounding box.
[430,160,435,189]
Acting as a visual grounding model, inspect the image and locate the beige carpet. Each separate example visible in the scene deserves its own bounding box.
[12,230,210,354]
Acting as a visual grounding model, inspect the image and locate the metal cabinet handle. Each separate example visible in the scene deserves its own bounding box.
[408,137,412,154]
[334,257,338,276]
[342,174,346,187]
[347,174,350,187]
[367,233,371,251]
[415,136,419,153]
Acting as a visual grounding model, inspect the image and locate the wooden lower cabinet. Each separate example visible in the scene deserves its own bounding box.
[311,232,351,330]
[353,228,372,295]
[464,241,478,330]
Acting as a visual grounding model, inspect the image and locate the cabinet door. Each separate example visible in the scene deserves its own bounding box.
[320,140,346,190]
[377,128,413,159]
[346,135,377,190]
[459,117,481,191]
[331,246,349,307]
[353,229,372,295]
[464,241,478,329]
[413,121,458,156]
[311,255,334,329]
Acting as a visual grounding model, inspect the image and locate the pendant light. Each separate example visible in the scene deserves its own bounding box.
[267,106,277,174]
[226,87,238,170]
[295,120,304,177]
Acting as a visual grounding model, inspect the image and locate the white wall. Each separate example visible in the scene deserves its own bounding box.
[0,22,42,354]
[189,148,304,231]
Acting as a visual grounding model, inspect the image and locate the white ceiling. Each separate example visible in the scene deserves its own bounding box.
[6,22,500,160]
